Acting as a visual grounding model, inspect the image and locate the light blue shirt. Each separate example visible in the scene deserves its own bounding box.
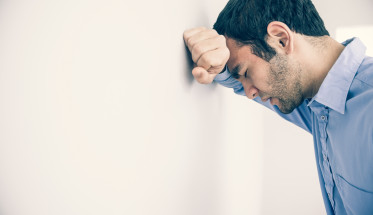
[214,38,373,215]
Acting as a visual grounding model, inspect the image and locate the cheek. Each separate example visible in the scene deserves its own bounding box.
[254,69,273,93]
[268,62,293,90]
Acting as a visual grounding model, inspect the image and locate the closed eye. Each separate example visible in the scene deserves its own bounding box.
[244,70,249,79]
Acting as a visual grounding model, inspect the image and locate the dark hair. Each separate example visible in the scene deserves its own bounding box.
[213,0,329,61]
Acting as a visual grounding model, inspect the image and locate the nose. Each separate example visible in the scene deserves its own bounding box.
[242,81,259,100]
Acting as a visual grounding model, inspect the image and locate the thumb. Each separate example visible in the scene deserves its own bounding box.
[192,67,215,84]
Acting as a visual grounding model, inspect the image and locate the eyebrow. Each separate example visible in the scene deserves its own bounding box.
[230,65,241,79]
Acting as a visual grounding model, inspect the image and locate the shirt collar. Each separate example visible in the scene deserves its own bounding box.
[307,37,367,114]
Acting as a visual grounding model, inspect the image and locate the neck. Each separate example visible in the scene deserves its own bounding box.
[300,36,345,98]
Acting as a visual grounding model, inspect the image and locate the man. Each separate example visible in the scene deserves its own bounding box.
[183,0,373,214]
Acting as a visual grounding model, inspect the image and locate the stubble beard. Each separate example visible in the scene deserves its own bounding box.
[268,54,304,114]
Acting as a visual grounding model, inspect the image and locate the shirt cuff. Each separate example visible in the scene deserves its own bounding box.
[214,66,231,82]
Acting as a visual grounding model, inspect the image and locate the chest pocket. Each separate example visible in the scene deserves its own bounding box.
[335,174,373,215]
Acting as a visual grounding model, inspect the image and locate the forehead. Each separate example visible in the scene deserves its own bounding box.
[225,37,263,76]
[225,37,243,66]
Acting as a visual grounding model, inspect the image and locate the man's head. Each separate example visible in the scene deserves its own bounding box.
[213,0,329,62]
[213,0,329,113]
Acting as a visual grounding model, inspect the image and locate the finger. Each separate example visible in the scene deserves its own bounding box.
[192,67,215,84]
[196,47,229,74]
[191,35,225,63]
[186,29,219,50]
[183,27,207,44]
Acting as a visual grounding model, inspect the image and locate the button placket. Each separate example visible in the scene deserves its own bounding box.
[317,108,335,208]
[311,104,335,209]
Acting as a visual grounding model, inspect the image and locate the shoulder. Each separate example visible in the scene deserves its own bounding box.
[354,56,373,87]
[347,56,373,102]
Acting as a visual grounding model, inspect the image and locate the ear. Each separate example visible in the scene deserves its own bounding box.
[267,21,294,54]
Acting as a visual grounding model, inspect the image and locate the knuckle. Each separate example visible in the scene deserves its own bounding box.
[209,29,218,35]
[188,34,197,43]
[183,30,188,37]
[187,37,195,47]
[217,35,226,44]
[193,44,203,55]
[183,30,192,40]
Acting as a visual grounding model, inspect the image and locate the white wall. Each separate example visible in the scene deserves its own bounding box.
[0,1,264,215]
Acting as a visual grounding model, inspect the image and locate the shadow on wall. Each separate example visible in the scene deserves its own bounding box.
[184,44,195,84]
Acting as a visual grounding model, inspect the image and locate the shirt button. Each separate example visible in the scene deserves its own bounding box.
[321,115,326,120]
[323,154,327,160]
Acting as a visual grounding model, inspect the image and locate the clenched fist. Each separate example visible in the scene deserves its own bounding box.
[183,27,230,84]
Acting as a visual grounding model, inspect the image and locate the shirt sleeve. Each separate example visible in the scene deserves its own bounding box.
[214,67,313,133]
[213,67,246,96]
